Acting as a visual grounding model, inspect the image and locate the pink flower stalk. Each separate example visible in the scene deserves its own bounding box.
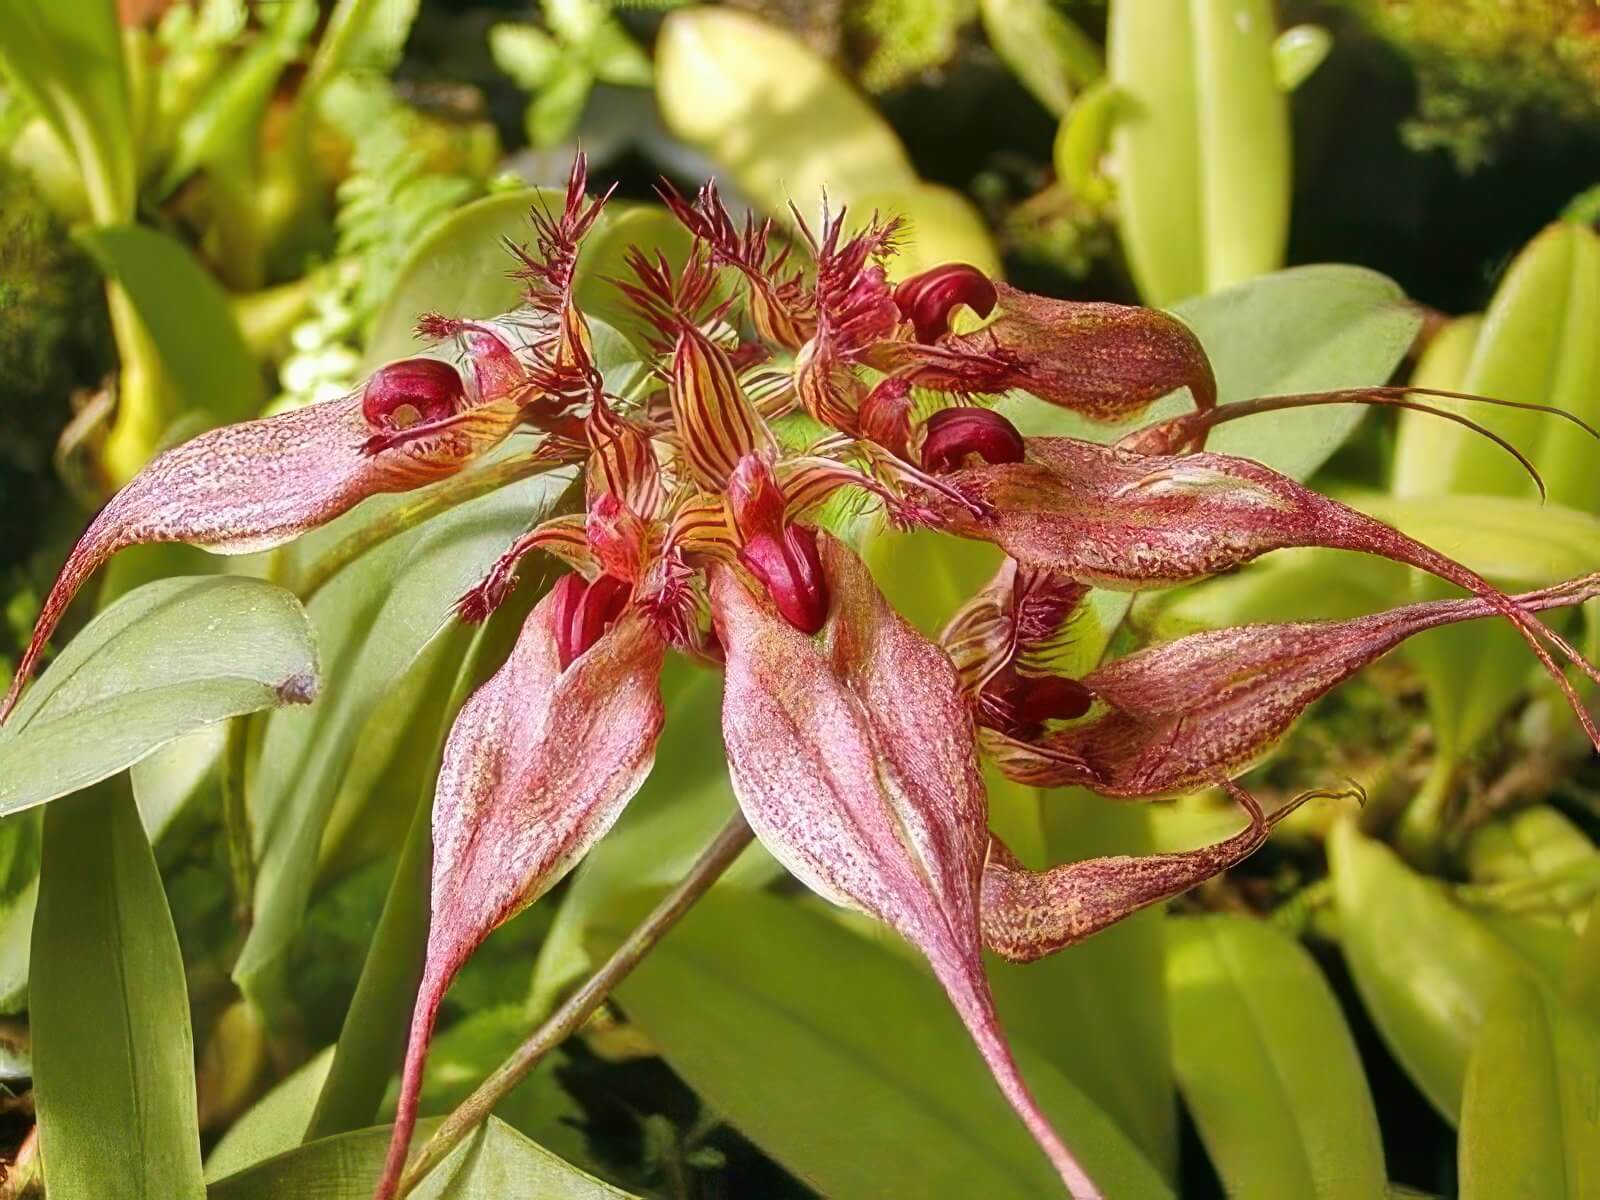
[8,158,1600,1200]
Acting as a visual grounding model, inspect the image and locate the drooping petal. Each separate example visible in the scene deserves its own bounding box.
[709,536,1101,1198]
[932,436,1600,748]
[990,574,1600,795]
[375,591,667,1200]
[2,389,522,721]
[981,781,1348,962]
[880,282,1216,420]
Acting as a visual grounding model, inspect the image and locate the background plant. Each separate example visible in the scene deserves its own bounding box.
[1,2,1598,1197]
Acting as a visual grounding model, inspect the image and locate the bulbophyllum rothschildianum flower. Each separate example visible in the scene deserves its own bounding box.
[8,157,1600,1200]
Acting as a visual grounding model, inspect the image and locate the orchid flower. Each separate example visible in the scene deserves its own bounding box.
[9,159,1600,1200]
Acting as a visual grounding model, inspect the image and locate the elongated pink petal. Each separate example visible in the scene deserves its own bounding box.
[990,574,1600,795]
[375,594,667,1200]
[880,282,1216,420]
[933,436,1600,749]
[710,536,1101,1199]
[982,782,1348,961]
[1,391,522,721]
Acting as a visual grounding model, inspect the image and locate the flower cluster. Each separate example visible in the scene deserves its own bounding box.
[7,158,1599,1200]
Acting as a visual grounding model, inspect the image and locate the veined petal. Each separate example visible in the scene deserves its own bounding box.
[981,782,1347,962]
[668,326,772,491]
[2,390,519,721]
[881,282,1216,420]
[934,436,1600,749]
[375,592,667,1200]
[710,536,1101,1198]
[992,574,1600,796]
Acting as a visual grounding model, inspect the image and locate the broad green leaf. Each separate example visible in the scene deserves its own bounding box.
[526,656,781,1016]
[208,1117,632,1198]
[303,0,421,93]
[131,723,228,844]
[1566,896,1600,1013]
[1394,222,1600,507]
[0,0,133,222]
[0,576,318,817]
[980,0,1101,117]
[655,6,916,217]
[592,888,1172,1199]
[1331,819,1536,1124]
[232,470,571,1019]
[1168,915,1387,1199]
[1140,547,1399,638]
[1108,0,1289,305]
[77,224,264,422]
[32,780,205,1199]
[206,1049,335,1183]
[1459,976,1600,1199]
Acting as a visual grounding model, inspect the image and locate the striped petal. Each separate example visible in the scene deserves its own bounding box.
[668,326,772,491]
[376,591,667,1199]
[710,535,1101,1198]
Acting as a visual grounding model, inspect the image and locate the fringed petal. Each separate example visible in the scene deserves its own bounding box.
[991,574,1600,795]
[374,592,666,1200]
[933,437,1600,749]
[710,535,1101,1198]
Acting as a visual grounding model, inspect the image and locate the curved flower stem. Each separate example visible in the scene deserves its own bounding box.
[299,454,562,598]
[393,812,756,1197]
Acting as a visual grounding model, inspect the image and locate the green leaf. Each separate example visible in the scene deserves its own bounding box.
[1330,819,1537,1125]
[1393,222,1600,508]
[654,6,916,215]
[207,1117,635,1198]
[77,224,264,422]
[32,780,206,1199]
[0,0,134,222]
[591,888,1172,1199]
[205,1049,335,1183]
[489,23,564,90]
[1168,915,1387,1199]
[0,577,318,818]
[1108,0,1290,305]
[980,0,1101,117]
[0,812,40,1014]
[231,470,572,1020]
[525,57,594,148]
[1459,976,1600,1199]
[1272,25,1332,92]
[304,0,421,91]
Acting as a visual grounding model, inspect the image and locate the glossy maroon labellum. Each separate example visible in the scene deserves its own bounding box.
[978,665,1096,739]
[894,262,999,343]
[360,357,466,431]
[551,572,632,669]
[737,525,830,635]
[920,406,1027,473]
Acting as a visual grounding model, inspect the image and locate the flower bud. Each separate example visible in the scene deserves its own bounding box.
[894,263,998,343]
[361,358,465,431]
[920,406,1026,473]
[738,524,829,635]
[551,572,632,669]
